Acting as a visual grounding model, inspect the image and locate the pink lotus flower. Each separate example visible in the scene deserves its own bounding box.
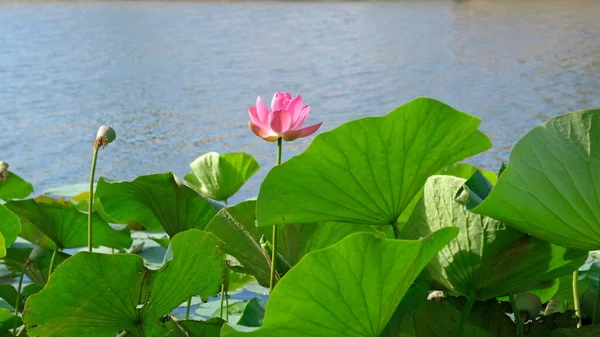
[248,92,322,142]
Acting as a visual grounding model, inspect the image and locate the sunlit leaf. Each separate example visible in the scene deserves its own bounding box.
[402,174,587,300]
[222,228,459,337]
[468,109,600,250]
[0,205,20,248]
[5,198,132,250]
[23,230,226,337]
[206,200,382,287]
[96,172,216,237]
[257,97,491,228]
[0,169,33,201]
[185,152,259,202]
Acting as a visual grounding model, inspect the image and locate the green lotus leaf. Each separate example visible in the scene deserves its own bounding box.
[0,286,17,312]
[237,298,266,328]
[5,198,131,250]
[0,169,34,201]
[379,283,429,337]
[96,172,216,237]
[467,109,600,250]
[222,228,459,337]
[551,325,600,337]
[0,235,4,259]
[185,152,259,202]
[227,270,255,292]
[256,97,491,227]
[23,229,226,337]
[408,298,515,337]
[401,174,587,300]
[205,200,272,287]
[0,205,20,248]
[3,247,70,286]
[0,308,21,333]
[166,318,225,337]
[206,200,382,287]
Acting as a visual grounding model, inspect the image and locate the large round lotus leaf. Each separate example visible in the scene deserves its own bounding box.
[96,172,216,237]
[23,229,226,337]
[206,200,382,287]
[222,228,459,337]
[256,97,491,227]
[5,198,131,250]
[401,174,587,300]
[468,109,600,250]
[0,168,34,201]
[185,152,259,202]
[0,204,19,248]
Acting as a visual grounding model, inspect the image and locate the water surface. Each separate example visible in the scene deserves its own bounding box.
[1,0,599,202]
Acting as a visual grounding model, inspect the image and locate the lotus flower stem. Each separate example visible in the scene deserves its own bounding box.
[117,331,128,337]
[13,262,29,337]
[226,289,229,321]
[456,296,475,337]
[219,283,225,319]
[509,293,524,337]
[185,297,192,320]
[48,249,57,279]
[573,270,581,328]
[593,273,600,324]
[269,137,283,294]
[88,147,100,253]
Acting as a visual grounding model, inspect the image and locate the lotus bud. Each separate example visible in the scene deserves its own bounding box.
[0,161,9,182]
[93,125,116,150]
[515,292,542,319]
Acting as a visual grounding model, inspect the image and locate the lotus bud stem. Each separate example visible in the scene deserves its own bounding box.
[88,125,116,252]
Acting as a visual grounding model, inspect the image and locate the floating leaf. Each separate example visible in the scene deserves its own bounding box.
[5,199,131,250]
[96,172,216,237]
[0,168,34,201]
[256,97,491,228]
[402,174,587,300]
[222,228,459,337]
[23,230,226,337]
[185,152,259,202]
[467,109,600,250]
[42,183,89,198]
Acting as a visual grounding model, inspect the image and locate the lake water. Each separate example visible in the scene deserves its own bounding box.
[1,0,599,203]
